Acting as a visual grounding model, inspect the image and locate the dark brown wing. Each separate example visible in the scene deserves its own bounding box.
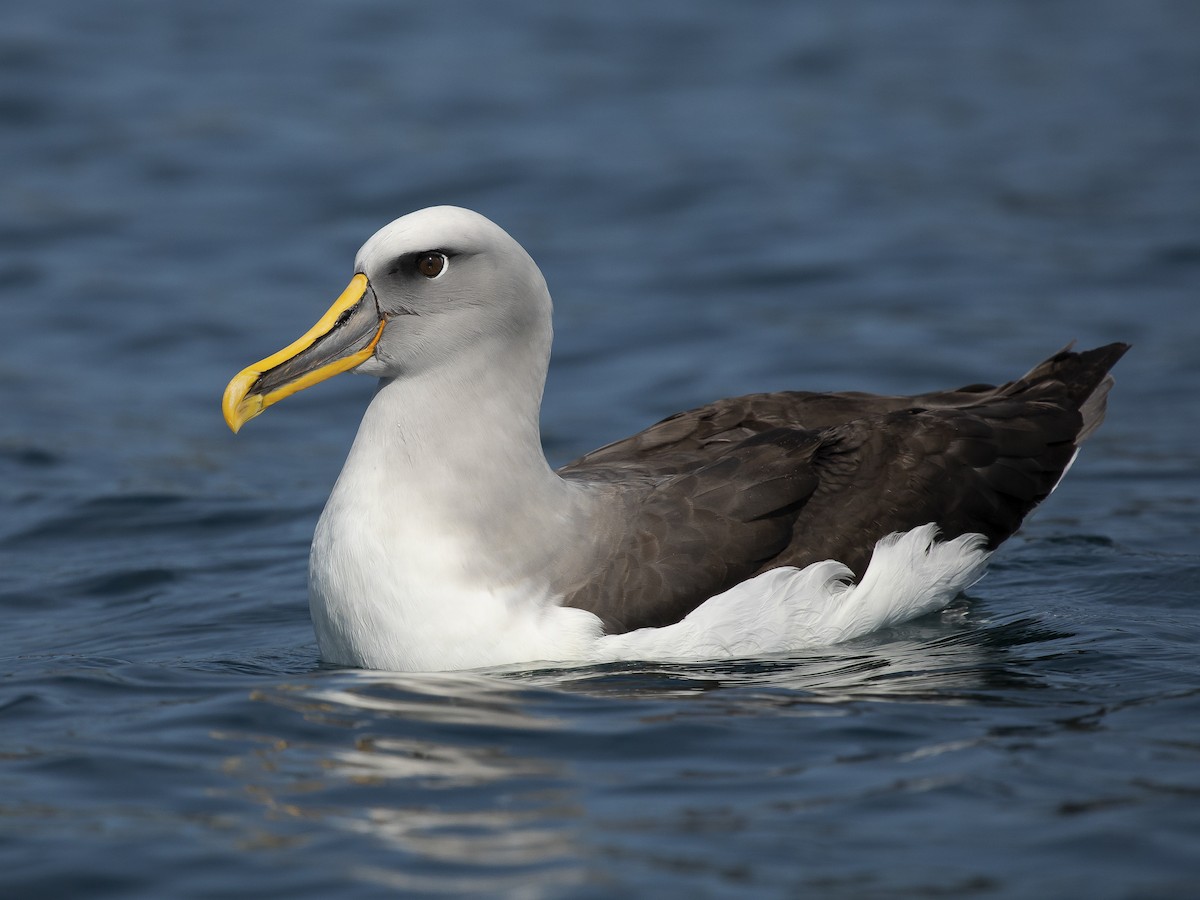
[557,343,1129,633]
[771,399,1082,576]
[560,429,823,631]
[565,391,917,474]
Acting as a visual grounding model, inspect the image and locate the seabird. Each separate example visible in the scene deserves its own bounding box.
[222,206,1127,672]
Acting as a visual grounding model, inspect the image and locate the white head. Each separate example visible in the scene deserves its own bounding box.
[353,206,551,378]
[222,206,553,431]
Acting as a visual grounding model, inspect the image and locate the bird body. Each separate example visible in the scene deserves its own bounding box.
[223,206,1127,672]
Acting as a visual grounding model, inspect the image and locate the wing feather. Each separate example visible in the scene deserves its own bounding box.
[557,343,1129,633]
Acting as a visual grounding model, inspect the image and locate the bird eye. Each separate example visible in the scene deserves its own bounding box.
[417,252,447,279]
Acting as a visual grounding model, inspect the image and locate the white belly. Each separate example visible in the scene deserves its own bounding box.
[308,501,603,671]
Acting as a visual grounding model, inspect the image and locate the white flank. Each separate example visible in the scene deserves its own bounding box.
[590,523,991,663]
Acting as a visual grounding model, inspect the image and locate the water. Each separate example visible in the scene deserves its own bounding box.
[2,1,1198,896]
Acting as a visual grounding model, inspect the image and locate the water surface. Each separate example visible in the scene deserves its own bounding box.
[2,2,1199,896]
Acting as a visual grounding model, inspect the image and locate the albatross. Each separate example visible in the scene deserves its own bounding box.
[222,206,1127,672]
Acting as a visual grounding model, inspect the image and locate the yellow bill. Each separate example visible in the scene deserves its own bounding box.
[222,273,386,433]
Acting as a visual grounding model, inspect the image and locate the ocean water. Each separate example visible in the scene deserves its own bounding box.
[2,1,1199,896]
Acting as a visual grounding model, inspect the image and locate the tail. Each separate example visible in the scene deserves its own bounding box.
[1014,342,1130,444]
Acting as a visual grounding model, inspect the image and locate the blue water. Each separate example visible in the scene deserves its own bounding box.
[3,1,1199,896]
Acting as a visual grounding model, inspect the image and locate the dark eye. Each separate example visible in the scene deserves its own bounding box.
[417,252,446,278]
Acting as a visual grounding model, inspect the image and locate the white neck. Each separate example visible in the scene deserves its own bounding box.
[307,330,604,670]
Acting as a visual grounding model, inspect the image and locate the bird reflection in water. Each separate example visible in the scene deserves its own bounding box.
[211,611,1060,891]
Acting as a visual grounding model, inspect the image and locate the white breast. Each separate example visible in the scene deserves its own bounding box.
[308,495,604,671]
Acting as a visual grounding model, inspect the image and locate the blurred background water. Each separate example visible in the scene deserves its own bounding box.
[2,1,1198,896]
